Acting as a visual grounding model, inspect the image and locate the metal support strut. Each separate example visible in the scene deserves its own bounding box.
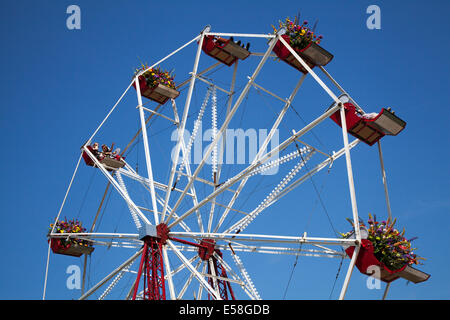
[132,236,166,300]
[207,251,236,300]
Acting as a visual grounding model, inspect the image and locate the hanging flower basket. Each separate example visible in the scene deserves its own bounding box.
[48,219,94,257]
[342,215,429,284]
[346,239,407,283]
[202,35,250,66]
[272,34,316,74]
[132,65,180,105]
[271,18,333,73]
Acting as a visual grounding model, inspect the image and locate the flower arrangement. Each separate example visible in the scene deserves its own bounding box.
[272,17,323,51]
[341,214,424,271]
[134,64,176,90]
[48,218,91,247]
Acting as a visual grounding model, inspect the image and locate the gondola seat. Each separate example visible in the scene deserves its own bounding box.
[329,95,406,146]
[202,35,250,66]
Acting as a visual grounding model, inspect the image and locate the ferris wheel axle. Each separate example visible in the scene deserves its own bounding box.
[133,223,235,300]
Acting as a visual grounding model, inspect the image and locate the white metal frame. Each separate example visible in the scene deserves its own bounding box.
[43,28,381,301]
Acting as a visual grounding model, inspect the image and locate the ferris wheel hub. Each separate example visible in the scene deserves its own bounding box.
[156,223,170,245]
[138,223,170,245]
[198,239,216,261]
[138,224,157,240]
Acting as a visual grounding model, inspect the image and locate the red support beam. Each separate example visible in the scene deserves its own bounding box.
[132,237,166,300]
[132,224,236,300]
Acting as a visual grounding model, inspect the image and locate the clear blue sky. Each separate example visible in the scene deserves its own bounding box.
[0,0,449,300]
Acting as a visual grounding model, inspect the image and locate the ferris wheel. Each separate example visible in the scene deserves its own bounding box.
[43,24,425,301]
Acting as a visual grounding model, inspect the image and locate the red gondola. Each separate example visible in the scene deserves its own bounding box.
[49,238,94,257]
[82,145,125,170]
[346,239,430,283]
[132,75,180,105]
[202,35,250,66]
[329,95,406,146]
[272,34,333,74]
